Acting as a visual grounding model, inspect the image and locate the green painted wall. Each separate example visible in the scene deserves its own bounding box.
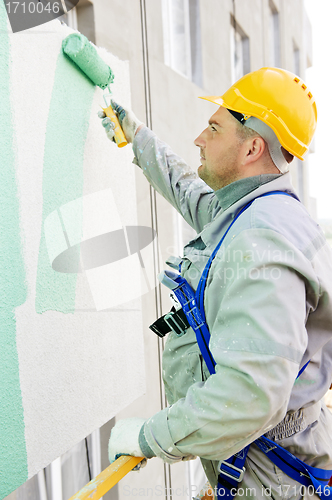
[0,7,95,495]
[0,3,28,497]
[35,47,95,313]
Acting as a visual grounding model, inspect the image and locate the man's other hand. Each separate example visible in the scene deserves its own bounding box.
[108,417,147,470]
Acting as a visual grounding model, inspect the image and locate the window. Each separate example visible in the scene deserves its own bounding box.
[76,0,96,44]
[230,16,250,83]
[269,0,280,67]
[59,0,96,44]
[162,0,203,87]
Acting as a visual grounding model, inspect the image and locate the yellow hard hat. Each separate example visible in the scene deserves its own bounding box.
[200,67,317,160]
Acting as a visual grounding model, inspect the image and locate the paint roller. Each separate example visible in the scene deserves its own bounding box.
[62,33,128,148]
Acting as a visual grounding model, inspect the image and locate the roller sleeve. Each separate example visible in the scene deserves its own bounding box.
[62,33,114,89]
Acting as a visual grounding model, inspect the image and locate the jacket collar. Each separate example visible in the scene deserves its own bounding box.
[214,174,281,211]
[200,172,297,247]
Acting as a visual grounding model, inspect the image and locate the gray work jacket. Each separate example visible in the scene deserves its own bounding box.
[133,127,332,493]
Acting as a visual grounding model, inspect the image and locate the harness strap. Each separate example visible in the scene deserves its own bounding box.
[159,190,332,499]
[256,436,332,497]
[158,270,216,375]
[217,446,250,499]
[196,191,298,321]
[216,404,323,498]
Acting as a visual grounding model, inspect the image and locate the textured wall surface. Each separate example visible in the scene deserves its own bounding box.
[0,8,145,498]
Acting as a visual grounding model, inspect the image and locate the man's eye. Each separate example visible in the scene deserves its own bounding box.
[210,125,217,132]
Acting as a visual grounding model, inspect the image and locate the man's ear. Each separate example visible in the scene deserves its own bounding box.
[242,136,266,165]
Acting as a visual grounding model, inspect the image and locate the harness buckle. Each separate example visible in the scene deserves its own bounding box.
[164,311,188,337]
[218,461,246,483]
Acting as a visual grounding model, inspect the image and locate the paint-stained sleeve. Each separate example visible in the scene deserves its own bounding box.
[142,227,312,464]
[132,127,220,233]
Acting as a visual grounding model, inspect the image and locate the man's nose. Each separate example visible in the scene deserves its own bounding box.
[194,131,205,147]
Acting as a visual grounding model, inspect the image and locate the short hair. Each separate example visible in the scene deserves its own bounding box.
[235,121,259,142]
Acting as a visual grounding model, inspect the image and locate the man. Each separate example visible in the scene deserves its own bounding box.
[100,68,332,499]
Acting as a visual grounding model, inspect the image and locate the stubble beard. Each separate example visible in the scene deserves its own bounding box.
[198,155,241,191]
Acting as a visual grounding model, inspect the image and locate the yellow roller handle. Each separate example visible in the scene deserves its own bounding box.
[103,104,128,148]
[68,455,144,500]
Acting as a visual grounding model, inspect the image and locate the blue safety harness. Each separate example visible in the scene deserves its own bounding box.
[159,191,332,498]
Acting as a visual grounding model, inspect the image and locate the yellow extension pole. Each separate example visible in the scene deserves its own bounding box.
[68,456,144,500]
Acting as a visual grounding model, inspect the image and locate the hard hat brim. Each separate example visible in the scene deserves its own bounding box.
[199,96,225,107]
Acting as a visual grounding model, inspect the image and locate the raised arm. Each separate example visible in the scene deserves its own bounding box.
[99,102,221,233]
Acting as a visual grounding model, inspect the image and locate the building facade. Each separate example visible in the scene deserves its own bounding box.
[5,1,314,499]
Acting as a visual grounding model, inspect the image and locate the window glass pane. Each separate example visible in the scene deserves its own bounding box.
[189,0,203,87]
[242,36,250,75]
[162,0,202,83]
[171,0,190,76]
[230,22,250,83]
[269,3,280,66]
[162,0,171,66]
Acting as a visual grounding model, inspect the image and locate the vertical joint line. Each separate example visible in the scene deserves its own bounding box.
[233,0,236,31]
[85,437,92,481]
[140,3,172,499]
[140,0,153,129]
[233,0,237,57]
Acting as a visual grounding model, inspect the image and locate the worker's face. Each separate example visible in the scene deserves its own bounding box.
[194,107,244,191]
